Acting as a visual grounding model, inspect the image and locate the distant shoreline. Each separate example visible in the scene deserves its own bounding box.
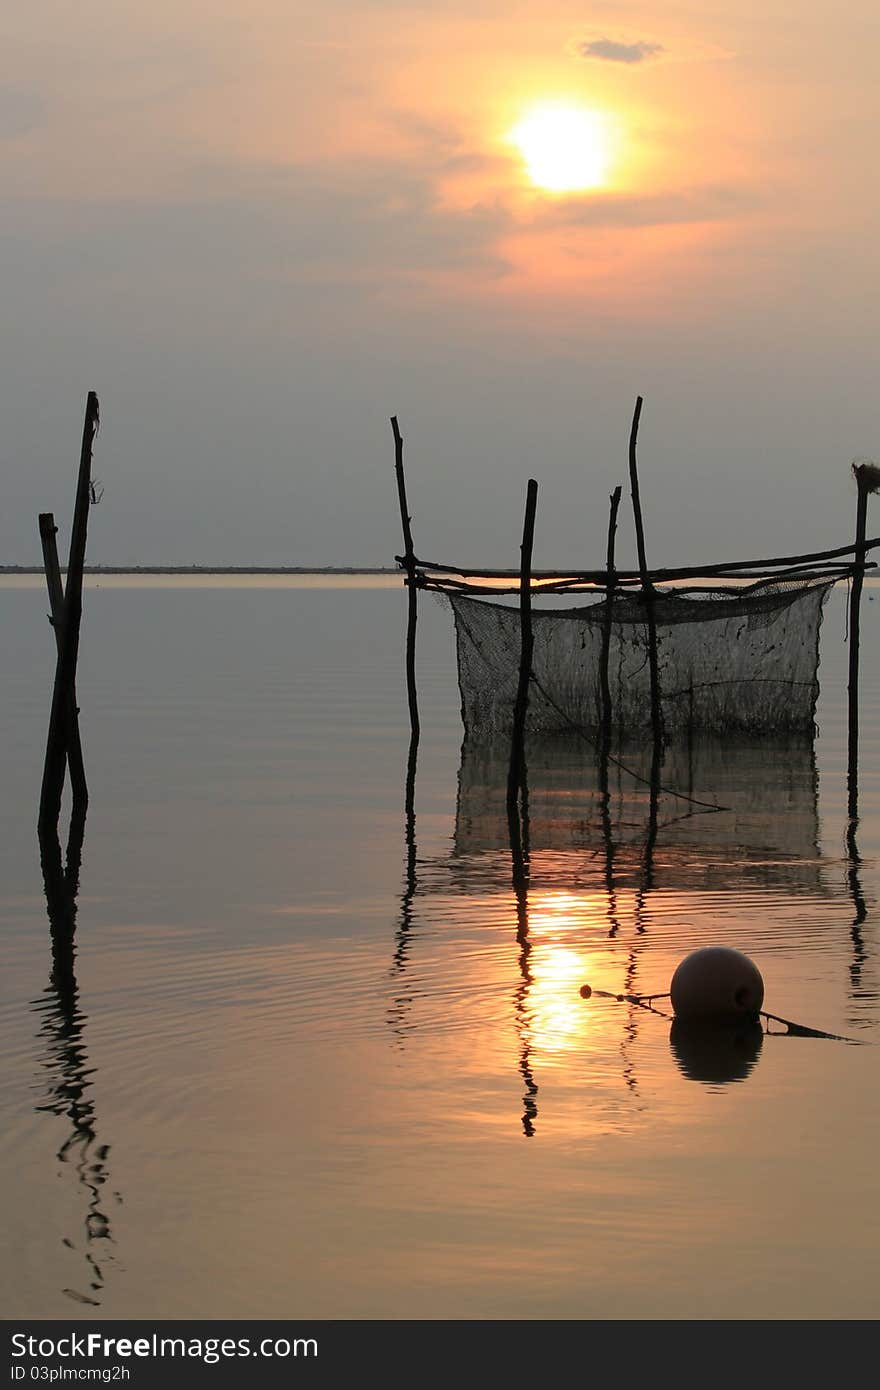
[0,565,399,576]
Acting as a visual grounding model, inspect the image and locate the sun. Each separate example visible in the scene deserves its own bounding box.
[509,103,610,193]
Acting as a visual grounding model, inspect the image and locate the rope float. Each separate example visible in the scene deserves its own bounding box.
[579,946,859,1043]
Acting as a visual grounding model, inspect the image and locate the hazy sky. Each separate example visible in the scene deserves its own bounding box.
[3,2,879,568]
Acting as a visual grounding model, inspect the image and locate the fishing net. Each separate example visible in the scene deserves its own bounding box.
[450,579,832,737]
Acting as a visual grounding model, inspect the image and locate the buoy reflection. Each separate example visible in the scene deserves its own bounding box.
[669,1017,764,1085]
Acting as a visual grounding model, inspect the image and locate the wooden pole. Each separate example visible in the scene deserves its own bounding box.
[847,465,871,820]
[627,396,664,746]
[391,416,420,740]
[38,512,65,620]
[507,479,538,850]
[39,392,99,831]
[39,513,87,808]
[598,488,622,936]
[599,486,622,749]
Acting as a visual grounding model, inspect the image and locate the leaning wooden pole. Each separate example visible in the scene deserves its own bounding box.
[847,464,871,821]
[39,391,99,832]
[627,396,664,747]
[599,485,622,750]
[507,479,538,837]
[391,416,420,741]
[39,513,87,807]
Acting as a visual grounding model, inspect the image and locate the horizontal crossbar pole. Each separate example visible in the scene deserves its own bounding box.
[401,534,880,586]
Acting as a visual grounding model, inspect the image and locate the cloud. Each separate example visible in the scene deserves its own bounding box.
[527,184,757,231]
[0,155,515,335]
[0,84,46,138]
[578,38,663,65]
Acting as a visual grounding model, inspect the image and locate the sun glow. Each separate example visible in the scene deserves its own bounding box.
[509,103,610,193]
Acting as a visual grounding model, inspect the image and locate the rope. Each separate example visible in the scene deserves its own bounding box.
[581,990,863,1042]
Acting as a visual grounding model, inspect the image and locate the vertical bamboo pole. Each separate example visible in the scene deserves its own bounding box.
[598,488,622,932]
[39,392,99,831]
[627,396,664,747]
[599,486,622,749]
[39,818,77,996]
[39,513,87,808]
[38,512,65,620]
[391,416,420,740]
[511,479,538,744]
[847,464,870,821]
[506,479,538,877]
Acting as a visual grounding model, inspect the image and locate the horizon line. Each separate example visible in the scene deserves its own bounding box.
[0,565,400,576]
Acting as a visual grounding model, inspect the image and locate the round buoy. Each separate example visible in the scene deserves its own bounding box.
[670,946,764,1021]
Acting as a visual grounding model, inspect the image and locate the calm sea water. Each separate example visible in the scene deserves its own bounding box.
[1,578,878,1319]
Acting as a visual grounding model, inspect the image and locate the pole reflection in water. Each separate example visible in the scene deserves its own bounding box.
[508,752,538,1137]
[639,730,662,909]
[35,811,119,1307]
[599,730,644,1091]
[388,734,420,1044]
[845,813,870,1007]
[598,734,621,941]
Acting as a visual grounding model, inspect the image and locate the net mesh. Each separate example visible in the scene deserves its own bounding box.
[450,579,832,737]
